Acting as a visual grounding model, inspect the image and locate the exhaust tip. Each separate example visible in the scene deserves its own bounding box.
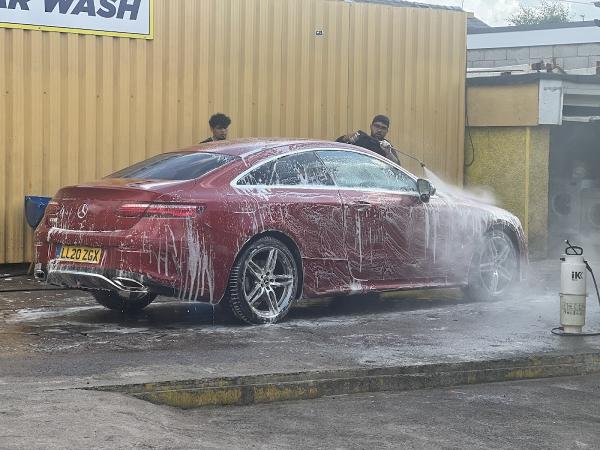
[112,277,147,293]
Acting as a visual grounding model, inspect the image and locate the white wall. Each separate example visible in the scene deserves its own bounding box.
[468,26,600,50]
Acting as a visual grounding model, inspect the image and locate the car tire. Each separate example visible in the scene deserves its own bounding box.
[92,291,157,313]
[227,237,299,324]
[464,229,519,302]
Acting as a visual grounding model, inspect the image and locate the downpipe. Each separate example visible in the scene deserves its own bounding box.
[552,241,600,337]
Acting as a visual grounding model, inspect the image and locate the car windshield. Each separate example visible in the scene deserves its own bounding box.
[109,152,235,181]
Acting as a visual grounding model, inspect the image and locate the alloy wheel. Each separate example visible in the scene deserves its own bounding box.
[478,231,517,296]
[242,246,295,320]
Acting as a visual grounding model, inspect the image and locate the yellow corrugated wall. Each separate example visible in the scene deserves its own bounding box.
[0,0,467,264]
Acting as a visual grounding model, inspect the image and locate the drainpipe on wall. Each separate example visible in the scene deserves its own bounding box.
[597,61,600,76]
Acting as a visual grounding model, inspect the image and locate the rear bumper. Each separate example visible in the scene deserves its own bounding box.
[42,266,147,293]
[34,222,223,302]
[35,263,182,297]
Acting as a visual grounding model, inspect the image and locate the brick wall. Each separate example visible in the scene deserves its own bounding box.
[468,43,600,70]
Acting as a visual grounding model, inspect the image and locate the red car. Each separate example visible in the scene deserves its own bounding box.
[34,139,527,324]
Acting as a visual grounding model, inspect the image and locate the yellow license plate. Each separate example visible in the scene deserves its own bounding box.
[57,246,103,264]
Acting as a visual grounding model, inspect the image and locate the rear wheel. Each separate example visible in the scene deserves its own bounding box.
[464,230,519,302]
[92,291,157,313]
[227,237,299,324]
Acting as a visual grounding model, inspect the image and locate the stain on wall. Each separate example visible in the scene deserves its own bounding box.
[465,126,550,258]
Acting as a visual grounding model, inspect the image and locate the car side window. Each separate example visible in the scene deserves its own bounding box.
[315,150,418,192]
[238,160,276,185]
[237,152,334,186]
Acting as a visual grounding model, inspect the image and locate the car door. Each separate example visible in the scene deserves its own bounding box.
[316,150,428,283]
[235,150,348,295]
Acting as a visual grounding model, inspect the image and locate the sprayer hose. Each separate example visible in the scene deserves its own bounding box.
[586,262,600,308]
[552,327,600,337]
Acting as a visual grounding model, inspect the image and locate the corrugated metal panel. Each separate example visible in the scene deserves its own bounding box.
[347,3,466,178]
[0,0,466,263]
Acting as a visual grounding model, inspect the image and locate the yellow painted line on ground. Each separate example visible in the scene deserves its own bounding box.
[91,353,600,409]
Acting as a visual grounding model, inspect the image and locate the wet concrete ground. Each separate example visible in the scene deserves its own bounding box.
[1,260,600,389]
[2,261,600,447]
[0,261,600,389]
[2,374,599,449]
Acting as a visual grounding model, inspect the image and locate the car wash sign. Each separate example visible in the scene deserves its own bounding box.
[0,0,153,39]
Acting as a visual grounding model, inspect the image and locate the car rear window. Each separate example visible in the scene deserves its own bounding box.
[109,152,235,181]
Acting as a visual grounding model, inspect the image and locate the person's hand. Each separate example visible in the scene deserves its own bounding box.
[345,131,360,144]
[380,140,394,158]
[380,140,400,164]
[380,140,392,151]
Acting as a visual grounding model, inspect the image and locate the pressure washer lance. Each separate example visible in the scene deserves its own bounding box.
[381,140,427,169]
[552,240,600,337]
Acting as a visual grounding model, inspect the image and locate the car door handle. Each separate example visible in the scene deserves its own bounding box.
[351,200,372,210]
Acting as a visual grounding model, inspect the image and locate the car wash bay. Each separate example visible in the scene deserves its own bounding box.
[465,73,600,259]
[549,122,600,256]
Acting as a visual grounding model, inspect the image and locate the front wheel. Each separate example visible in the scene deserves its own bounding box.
[464,230,519,302]
[227,237,299,324]
[92,291,157,313]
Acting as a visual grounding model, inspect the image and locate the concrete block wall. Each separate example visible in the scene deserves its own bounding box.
[468,43,600,70]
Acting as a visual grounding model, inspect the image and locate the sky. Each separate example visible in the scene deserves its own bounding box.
[422,0,600,26]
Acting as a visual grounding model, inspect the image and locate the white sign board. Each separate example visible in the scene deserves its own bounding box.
[0,0,153,39]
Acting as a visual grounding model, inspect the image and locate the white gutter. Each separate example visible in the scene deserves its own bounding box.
[562,116,600,122]
[468,26,600,50]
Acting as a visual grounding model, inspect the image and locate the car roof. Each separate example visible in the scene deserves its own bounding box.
[174,138,357,158]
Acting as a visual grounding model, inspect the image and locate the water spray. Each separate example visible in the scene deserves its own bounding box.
[552,240,600,337]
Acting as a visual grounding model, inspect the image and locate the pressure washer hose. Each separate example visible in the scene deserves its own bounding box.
[0,273,28,279]
[0,273,71,293]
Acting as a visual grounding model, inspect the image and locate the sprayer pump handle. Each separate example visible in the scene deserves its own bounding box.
[565,240,584,256]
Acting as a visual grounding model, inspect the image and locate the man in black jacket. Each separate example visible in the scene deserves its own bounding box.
[336,115,401,165]
[200,113,231,143]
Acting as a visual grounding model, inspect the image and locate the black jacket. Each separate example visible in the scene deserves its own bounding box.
[336,131,401,165]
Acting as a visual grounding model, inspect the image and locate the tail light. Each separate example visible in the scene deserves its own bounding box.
[45,201,61,226]
[117,203,203,219]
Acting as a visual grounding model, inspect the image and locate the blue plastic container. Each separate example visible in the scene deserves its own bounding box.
[25,196,52,229]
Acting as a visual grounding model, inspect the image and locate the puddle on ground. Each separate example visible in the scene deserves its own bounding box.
[7,306,100,323]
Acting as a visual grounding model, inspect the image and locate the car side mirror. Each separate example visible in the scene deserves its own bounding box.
[417,179,435,203]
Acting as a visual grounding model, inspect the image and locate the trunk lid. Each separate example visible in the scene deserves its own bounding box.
[50,179,191,232]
